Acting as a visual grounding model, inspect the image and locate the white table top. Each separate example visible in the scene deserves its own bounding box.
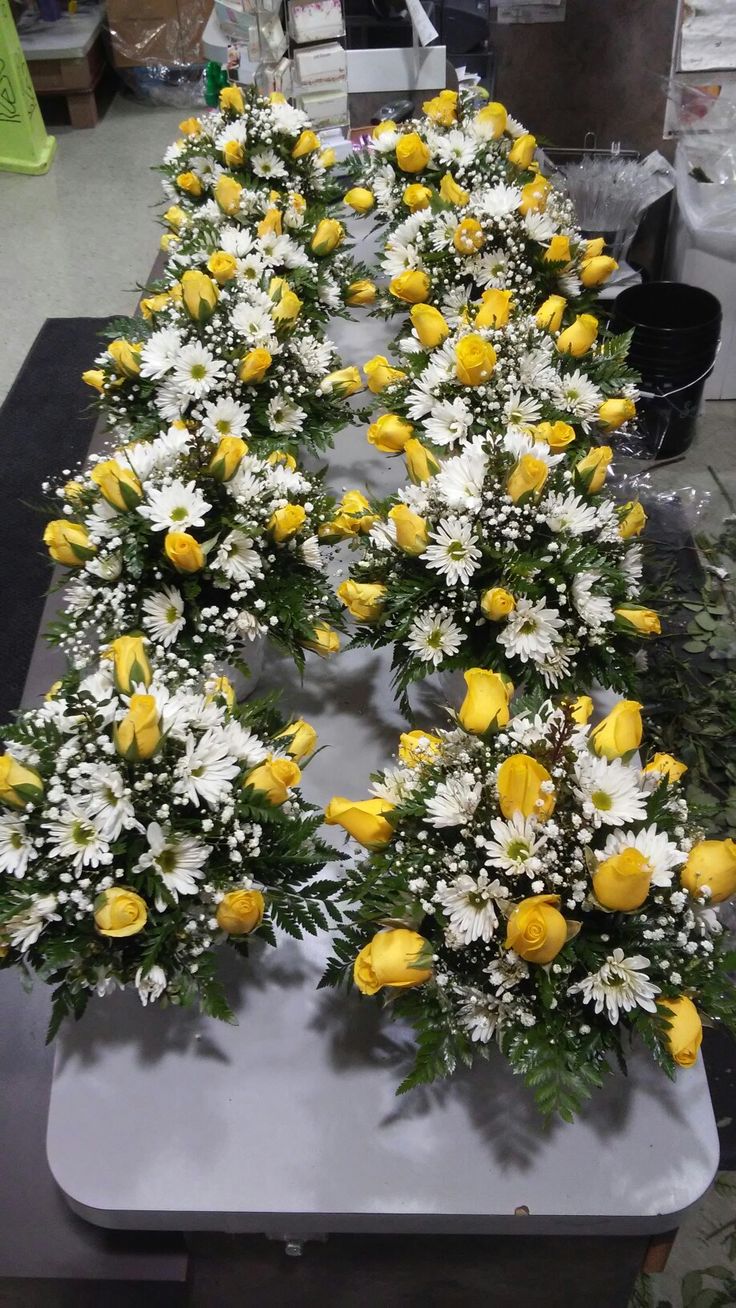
[19,8,103,61]
[43,242,720,1237]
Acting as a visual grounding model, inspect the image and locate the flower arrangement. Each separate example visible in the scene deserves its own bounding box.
[43,424,342,670]
[323,691,736,1118]
[339,432,654,705]
[0,656,340,1037]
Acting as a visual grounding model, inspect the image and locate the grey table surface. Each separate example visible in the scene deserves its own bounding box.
[36,243,720,1238]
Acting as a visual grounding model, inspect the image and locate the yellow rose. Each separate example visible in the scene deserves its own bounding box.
[344,186,375,213]
[345,279,377,307]
[658,997,703,1068]
[544,234,571,264]
[320,366,364,397]
[585,237,606,258]
[269,503,307,542]
[590,700,643,760]
[43,520,95,566]
[618,501,647,539]
[453,217,485,255]
[239,348,272,383]
[410,304,450,349]
[505,894,568,964]
[580,255,618,287]
[164,531,204,573]
[258,208,283,238]
[681,839,736,904]
[275,719,318,762]
[615,606,661,636]
[107,634,152,694]
[163,204,187,231]
[455,334,497,386]
[404,437,440,484]
[337,579,386,621]
[324,796,395,848]
[269,90,286,103]
[480,587,515,621]
[114,694,161,762]
[140,292,172,320]
[90,458,143,511]
[319,489,376,539]
[475,288,513,329]
[395,132,431,173]
[222,138,245,168]
[535,294,567,332]
[508,133,537,169]
[82,368,105,392]
[372,119,397,140]
[497,754,555,820]
[458,668,511,733]
[207,435,248,482]
[0,755,43,808]
[474,101,507,139]
[530,421,575,453]
[389,503,428,555]
[216,889,265,935]
[311,218,345,255]
[389,270,431,304]
[423,88,457,125]
[519,176,550,215]
[180,269,219,322]
[272,289,303,325]
[367,413,413,452]
[207,251,238,284]
[507,454,549,502]
[205,675,236,711]
[643,753,687,784]
[245,756,302,805]
[319,147,336,168]
[301,622,340,657]
[214,175,243,216]
[107,338,141,378]
[557,313,599,357]
[219,84,244,114]
[398,730,442,767]
[593,848,652,911]
[403,183,433,211]
[438,173,469,205]
[176,171,203,197]
[292,129,320,158]
[63,480,84,504]
[576,445,612,493]
[363,356,407,393]
[267,449,296,471]
[354,928,432,995]
[178,117,201,137]
[599,397,637,430]
[160,233,178,254]
[94,887,148,938]
[568,694,594,724]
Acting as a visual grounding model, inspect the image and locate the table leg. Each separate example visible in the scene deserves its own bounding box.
[642,1228,678,1273]
[67,91,98,129]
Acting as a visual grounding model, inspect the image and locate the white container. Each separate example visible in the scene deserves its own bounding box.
[298,86,348,126]
[289,0,344,43]
[294,40,346,86]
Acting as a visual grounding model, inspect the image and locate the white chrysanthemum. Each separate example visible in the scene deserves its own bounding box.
[300,535,322,569]
[523,211,557,242]
[574,756,648,828]
[201,396,250,439]
[474,247,511,288]
[219,720,268,767]
[269,99,308,135]
[551,369,602,419]
[544,491,600,536]
[517,346,558,392]
[498,598,564,665]
[371,129,400,154]
[267,396,306,434]
[138,479,211,532]
[172,343,226,399]
[422,397,473,447]
[251,148,288,179]
[572,571,614,628]
[151,426,192,469]
[371,764,420,806]
[135,965,167,1006]
[218,225,256,258]
[426,772,482,828]
[139,328,184,380]
[406,611,463,666]
[620,542,644,587]
[0,816,34,878]
[44,807,111,870]
[174,730,240,807]
[485,812,548,874]
[6,894,59,952]
[139,821,209,899]
[238,252,268,283]
[568,949,660,1024]
[424,516,482,586]
[457,990,500,1043]
[83,764,141,841]
[434,442,488,508]
[214,529,263,582]
[86,553,122,581]
[436,871,508,943]
[599,824,685,887]
[434,129,474,169]
[476,182,522,217]
[141,586,186,647]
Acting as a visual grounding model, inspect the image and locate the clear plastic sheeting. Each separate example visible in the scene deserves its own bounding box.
[549,153,675,263]
[106,0,210,103]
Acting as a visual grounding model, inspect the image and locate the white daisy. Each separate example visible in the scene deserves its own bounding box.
[523,211,557,242]
[138,480,211,532]
[86,553,122,582]
[139,328,184,380]
[434,129,474,169]
[141,586,186,646]
[574,756,648,828]
[219,225,256,258]
[485,813,547,874]
[0,816,34,878]
[551,369,602,419]
[172,343,226,399]
[568,949,660,1024]
[44,806,111,870]
[371,764,421,806]
[504,391,543,427]
[598,824,685,888]
[436,871,509,943]
[474,247,510,288]
[435,442,488,508]
[476,182,522,218]
[300,535,323,569]
[135,965,167,1006]
[6,894,59,952]
[544,491,600,536]
[83,764,141,841]
[251,149,288,180]
[423,398,473,447]
[426,772,482,828]
[219,720,269,767]
[406,611,464,667]
[498,598,564,665]
[174,731,240,807]
[201,397,250,440]
[138,821,209,899]
[154,378,189,423]
[424,517,482,586]
[457,990,500,1043]
[230,300,276,343]
[150,426,192,469]
[214,529,263,582]
[267,397,306,434]
[571,572,614,628]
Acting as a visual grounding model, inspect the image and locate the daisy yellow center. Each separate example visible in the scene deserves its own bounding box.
[520,618,538,635]
[158,848,177,874]
[427,629,445,649]
[606,968,627,989]
[190,363,207,381]
[272,408,284,421]
[591,789,612,811]
[506,838,530,860]
[165,604,179,623]
[447,541,467,560]
[215,419,232,434]
[72,820,95,847]
[191,766,205,778]
[103,786,118,806]
[170,506,188,522]
[10,832,23,850]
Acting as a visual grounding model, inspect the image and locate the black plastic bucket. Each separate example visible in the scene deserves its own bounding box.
[612,282,721,459]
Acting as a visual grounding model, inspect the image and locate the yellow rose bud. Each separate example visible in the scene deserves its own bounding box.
[544,234,571,264]
[422,88,457,125]
[593,848,652,911]
[354,928,432,995]
[508,133,537,169]
[0,755,44,808]
[246,756,302,805]
[270,90,286,103]
[389,503,429,555]
[532,420,576,452]
[344,186,375,213]
[219,84,244,114]
[658,996,703,1068]
[216,889,265,935]
[268,503,307,542]
[319,147,336,168]
[599,397,637,430]
[505,894,569,964]
[292,129,320,158]
[208,435,248,482]
[140,292,173,319]
[180,269,219,322]
[324,796,395,848]
[107,339,141,378]
[63,480,84,504]
[403,183,433,211]
[214,175,243,216]
[366,413,414,452]
[580,255,618,287]
[497,754,555,820]
[222,138,245,168]
[404,437,440,484]
[345,278,377,306]
[94,887,147,938]
[438,172,470,205]
[301,622,340,657]
[585,238,606,258]
[275,719,318,762]
[372,119,397,139]
[557,313,599,357]
[267,450,296,471]
[106,635,152,694]
[507,453,549,503]
[205,675,236,711]
[590,700,643,760]
[618,500,647,539]
[257,208,283,240]
[207,251,238,285]
[568,694,594,724]
[681,839,736,904]
[389,269,431,304]
[114,694,161,762]
[363,356,408,394]
[480,587,515,620]
[519,175,550,215]
[458,668,511,733]
[535,294,567,333]
[239,348,272,383]
[320,366,364,397]
[43,520,95,566]
[163,205,187,231]
[272,289,303,325]
[337,579,386,621]
[311,218,345,255]
[45,681,63,700]
[319,491,377,540]
[475,288,514,329]
[396,132,431,173]
[453,217,485,255]
[82,368,105,392]
[90,458,143,510]
[455,333,497,386]
[178,117,201,137]
[398,730,442,767]
[576,444,612,493]
[410,303,450,349]
[643,753,687,784]
[615,606,661,636]
[160,232,178,254]
[176,171,203,197]
[474,101,507,139]
[164,531,204,573]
